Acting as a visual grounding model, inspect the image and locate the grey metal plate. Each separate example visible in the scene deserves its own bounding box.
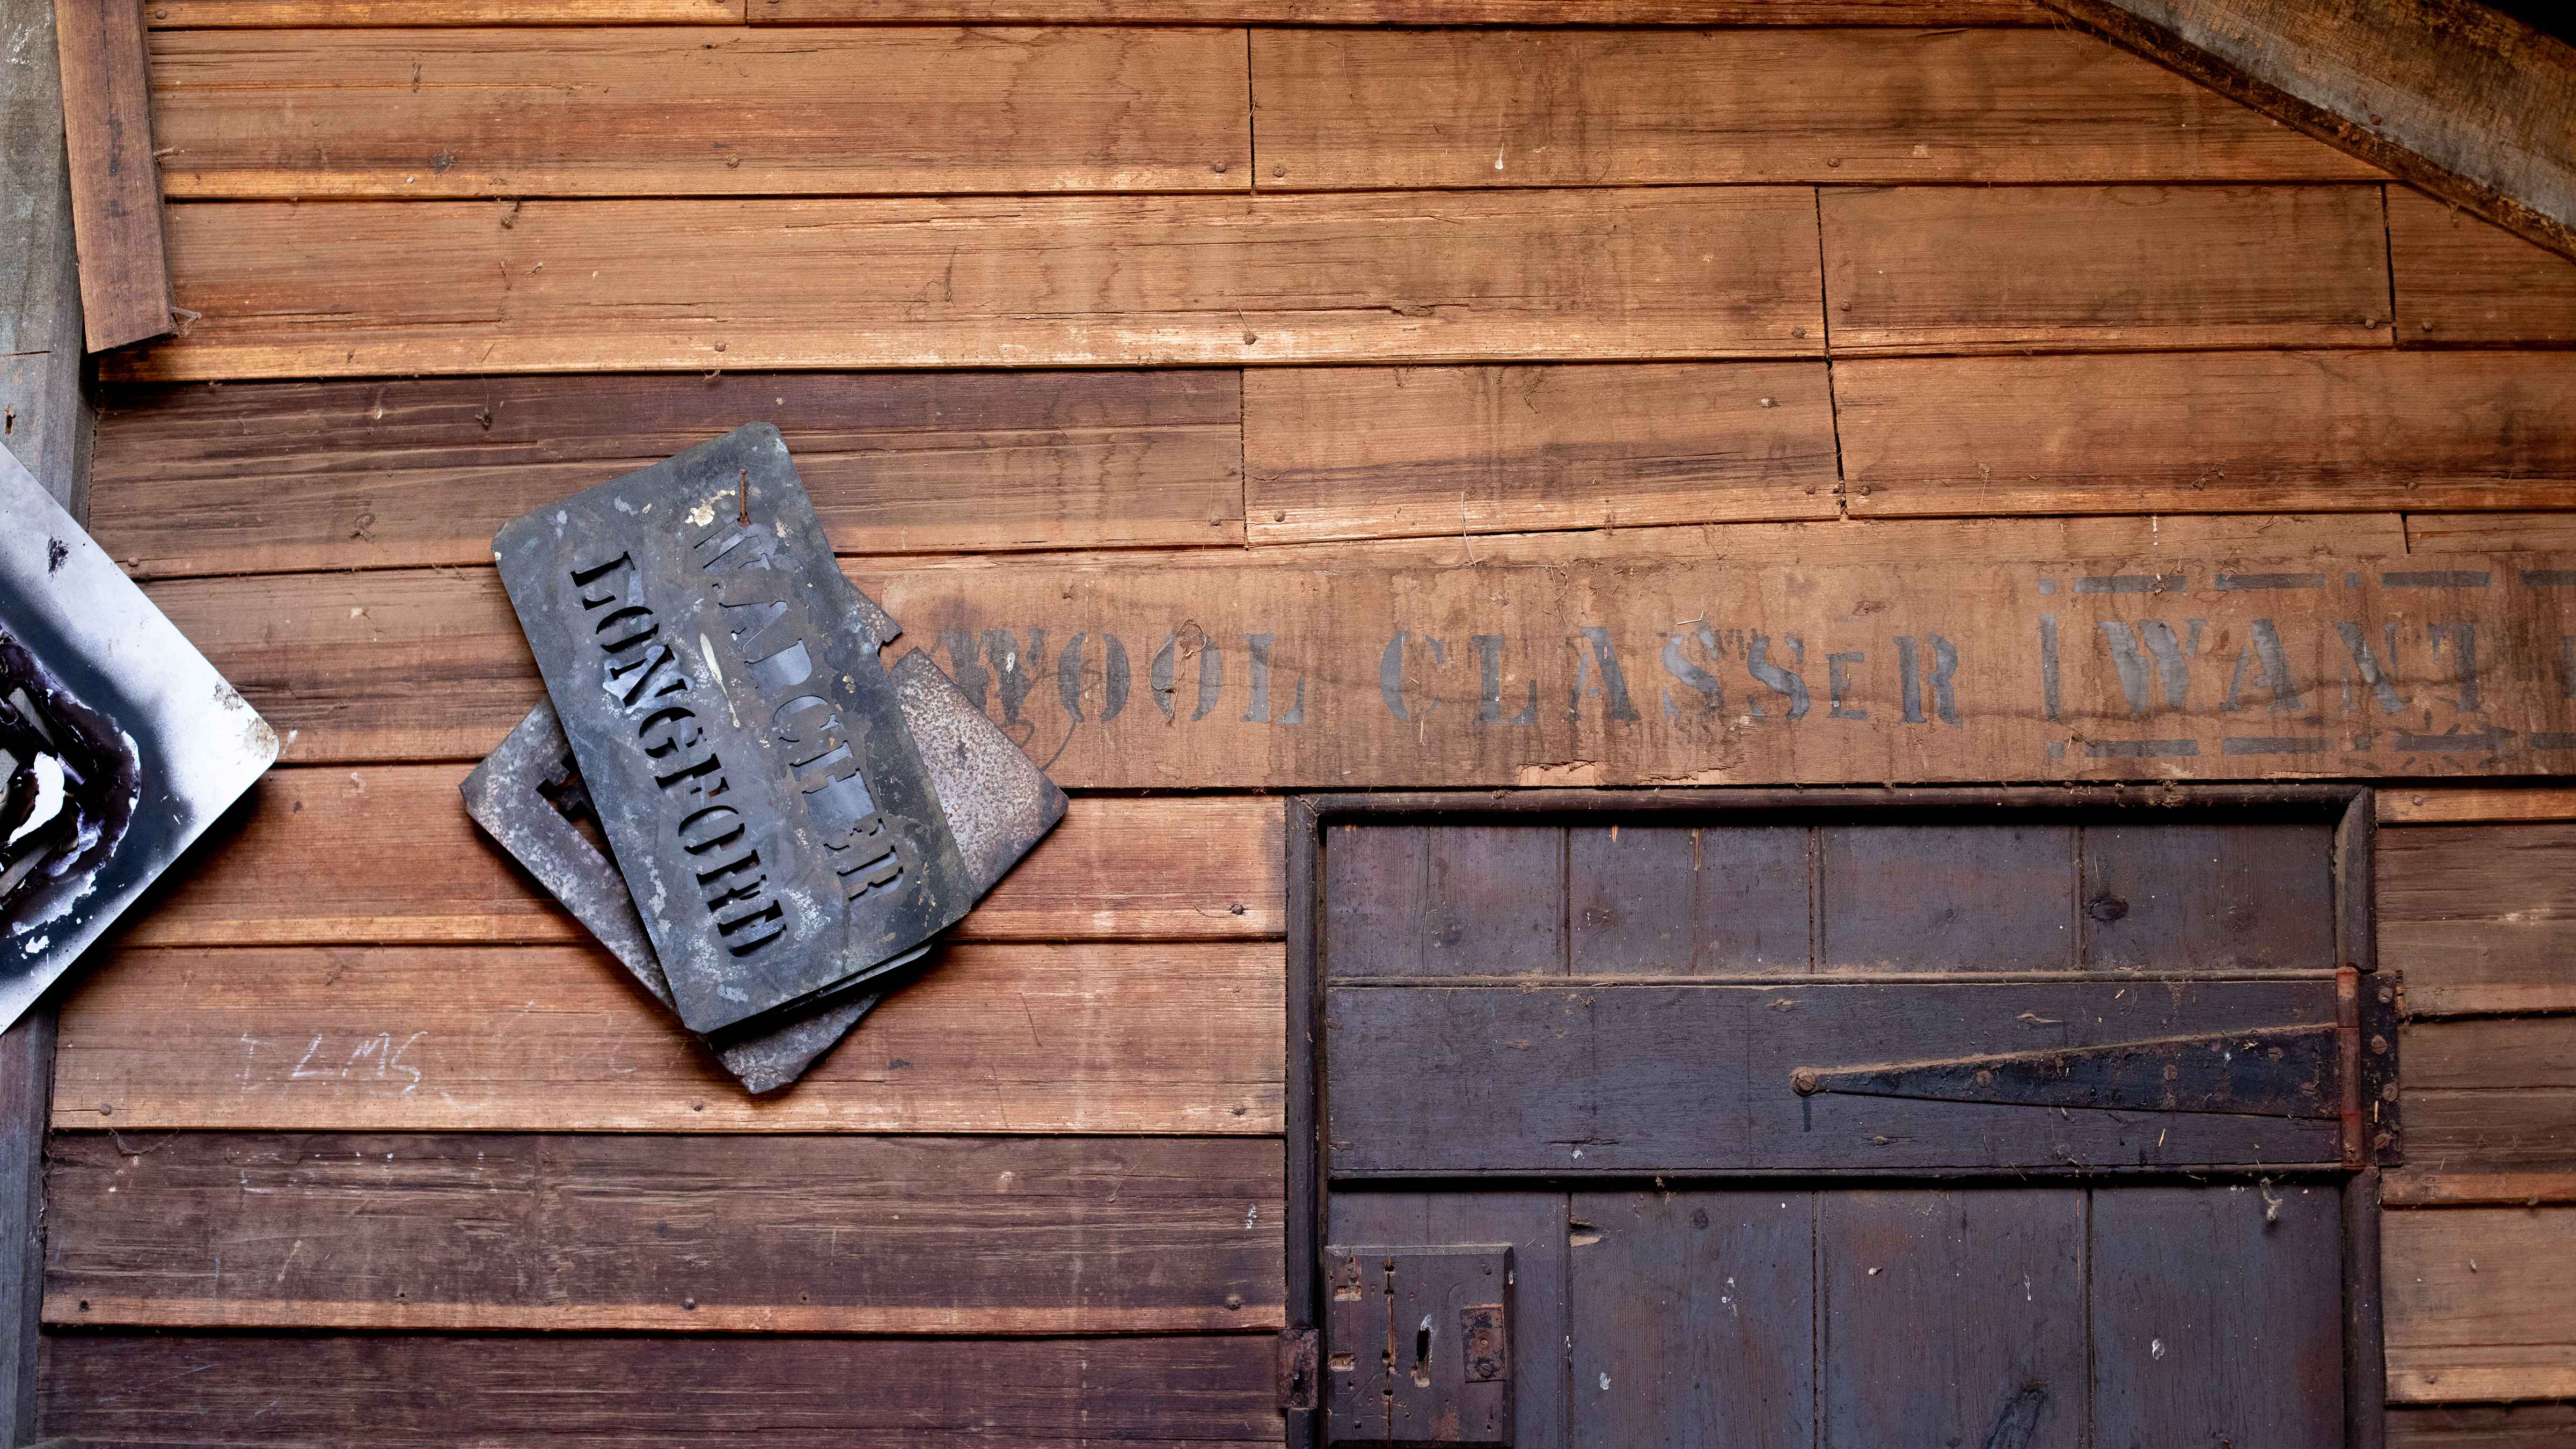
[0,444,277,1032]
[493,424,974,1035]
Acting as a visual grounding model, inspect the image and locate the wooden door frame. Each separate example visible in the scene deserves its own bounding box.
[1283,784,2386,1449]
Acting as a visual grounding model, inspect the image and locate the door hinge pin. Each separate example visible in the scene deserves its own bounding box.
[2337,963,2365,1168]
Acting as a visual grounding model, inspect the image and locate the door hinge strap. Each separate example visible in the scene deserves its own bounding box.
[1790,1021,2341,1119]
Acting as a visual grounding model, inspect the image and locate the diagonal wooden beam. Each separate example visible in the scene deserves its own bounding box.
[2038,0,2576,262]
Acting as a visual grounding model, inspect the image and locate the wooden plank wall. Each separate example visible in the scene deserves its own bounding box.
[33,2,2576,1441]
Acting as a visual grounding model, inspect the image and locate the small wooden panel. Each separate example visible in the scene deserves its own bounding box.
[93,370,1244,576]
[1327,980,2345,1176]
[2410,513,2576,555]
[2380,823,2576,1016]
[1836,351,2576,517]
[55,941,1284,1132]
[38,1332,1278,1446]
[119,189,1826,380]
[151,27,1251,198]
[1243,364,1836,545]
[164,543,2576,784]
[1250,28,2368,191]
[157,0,2049,19]
[1821,185,2392,354]
[120,768,1279,947]
[2383,1206,2576,1403]
[2392,1088,2576,1204]
[1818,824,2075,971]
[2080,821,2337,970]
[2090,1183,2345,1447]
[2381,788,2576,825]
[2391,1401,2576,1445]
[45,1131,1280,1332]
[1568,1191,1813,1449]
[1818,1190,2085,1449]
[2039,0,2576,263]
[2390,187,2576,346]
[53,0,173,350]
[1569,824,1811,975]
[1322,824,1563,979]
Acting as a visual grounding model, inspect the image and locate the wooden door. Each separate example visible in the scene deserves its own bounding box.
[1286,789,2396,1449]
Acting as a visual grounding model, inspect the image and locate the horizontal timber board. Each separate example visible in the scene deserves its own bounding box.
[154,544,2576,784]
[1835,351,2576,516]
[2391,186,2576,346]
[2409,1018,2576,1092]
[2383,1207,2576,1402]
[2390,1402,2576,1446]
[36,1331,1278,1445]
[2380,824,2576,1016]
[2393,1088,2576,1203]
[150,0,2051,20]
[2379,787,2576,824]
[1249,27,2371,190]
[1820,184,2394,353]
[2411,514,2576,555]
[150,26,1252,198]
[114,189,1826,380]
[91,371,1244,576]
[42,1131,1282,1331]
[1241,363,1839,545]
[54,940,1284,1132]
[118,767,1280,946]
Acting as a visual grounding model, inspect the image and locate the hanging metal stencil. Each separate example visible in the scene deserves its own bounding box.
[493,424,983,1036]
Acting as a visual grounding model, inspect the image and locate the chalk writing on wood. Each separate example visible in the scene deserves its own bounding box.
[866,555,2576,787]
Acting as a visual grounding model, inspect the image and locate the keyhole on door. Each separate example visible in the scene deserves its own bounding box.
[1413,1315,1435,1387]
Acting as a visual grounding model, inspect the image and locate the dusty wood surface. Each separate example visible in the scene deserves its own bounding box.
[2393,1087,2576,1204]
[43,1131,1282,1332]
[116,189,1826,380]
[51,0,171,351]
[55,940,1285,1132]
[2383,1207,2576,1402]
[1836,350,2576,517]
[153,0,2049,20]
[2413,514,2576,554]
[37,1332,1281,1445]
[92,371,1243,576]
[1,0,89,517]
[2379,787,2576,824]
[2389,186,2576,345]
[138,545,2576,784]
[1249,27,2370,190]
[117,770,1280,946]
[2038,0,2576,262]
[2390,1401,2576,1445]
[1821,184,2394,354]
[1242,364,1838,545]
[2381,824,2576,1016]
[150,26,1252,197]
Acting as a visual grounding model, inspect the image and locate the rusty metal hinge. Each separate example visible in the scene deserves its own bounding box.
[1278,1327,1320,1414]
[1790,1023,2340,1119]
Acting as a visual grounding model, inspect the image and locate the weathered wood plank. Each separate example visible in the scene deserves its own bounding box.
[2037,0,2576,262]
[2411,513,2576,555]
[37,1332,1279,1446]
[1250,28,2369,191]
[92,371,1243,577]
[51,0,171,351]
[151,27,1252,199]
[2380,824,2576,1016]
[54,941,1284,1132]
[2,0,89,519]
[148,542,2576,784]
[2411,1018,2576,1093]
[120,766,1280,947]
[2383,1207,2576,1403]
[1242,364,1838,545]
[43,1131,1281,1332]
[0,1014,46,1447]
[1836,351,2576,517]
[2389,1088,2576,1205]
[2390,187,2576,346]
[114,189,1826,381]
[154,0,2045,20]
[1821,184,2393,354]
[2391,1401,2576,1445]
[2381,788,2576,825]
